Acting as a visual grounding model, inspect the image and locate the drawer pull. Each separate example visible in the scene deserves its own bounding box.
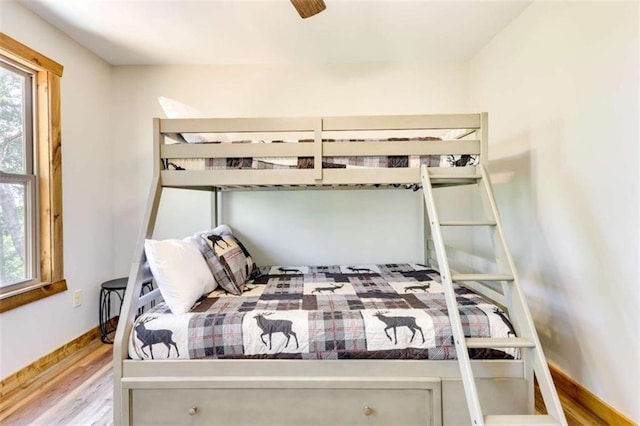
[188,406,198,416]
[364,405,374,416]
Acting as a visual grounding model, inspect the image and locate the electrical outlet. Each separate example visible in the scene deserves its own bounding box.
[73,289,82,308]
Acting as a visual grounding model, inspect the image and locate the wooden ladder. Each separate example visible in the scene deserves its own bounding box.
[421,164,567,426]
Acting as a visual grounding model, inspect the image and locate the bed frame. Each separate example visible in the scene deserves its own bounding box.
[113,113,559,425]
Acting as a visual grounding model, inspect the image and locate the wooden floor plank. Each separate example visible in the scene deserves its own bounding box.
[29,364,112,426]
[2,340,614,426]
[535,379,608,426]
[0,339,111,425]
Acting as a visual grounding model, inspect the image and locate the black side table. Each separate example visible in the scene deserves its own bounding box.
[99,277,153,344]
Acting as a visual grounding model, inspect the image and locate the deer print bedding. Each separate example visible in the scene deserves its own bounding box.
[128,264,516,361]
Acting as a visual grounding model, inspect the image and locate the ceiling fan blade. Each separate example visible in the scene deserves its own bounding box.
[290,0,327,19]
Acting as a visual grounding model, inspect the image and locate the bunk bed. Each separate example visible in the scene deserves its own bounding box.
[113,113,566,426]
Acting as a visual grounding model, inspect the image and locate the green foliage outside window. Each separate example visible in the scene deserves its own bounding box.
[0,64,28,286]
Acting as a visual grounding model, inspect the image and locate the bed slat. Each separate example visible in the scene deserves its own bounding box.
[323,114,481,131]
[322,139,480,156]
[161,142,314,159]
[160,117,319,133]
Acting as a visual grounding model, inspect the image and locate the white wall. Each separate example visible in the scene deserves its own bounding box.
[7,3,636,420]
[0,1,114,378]
[111,63,470,271]
[470,1,639,421]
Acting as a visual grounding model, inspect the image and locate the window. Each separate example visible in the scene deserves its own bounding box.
[0,33,65,312]
[1,60,37,287]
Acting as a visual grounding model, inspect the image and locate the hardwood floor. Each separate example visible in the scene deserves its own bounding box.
[0,340,112,426]
[0,339,611,425]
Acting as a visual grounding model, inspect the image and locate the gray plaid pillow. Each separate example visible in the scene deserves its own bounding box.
[195,229,257,295]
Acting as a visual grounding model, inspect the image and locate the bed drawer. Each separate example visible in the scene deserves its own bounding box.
[131,380,441,426]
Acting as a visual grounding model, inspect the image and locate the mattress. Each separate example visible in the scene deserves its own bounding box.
[164,138,478,171]
[129,264,517,361]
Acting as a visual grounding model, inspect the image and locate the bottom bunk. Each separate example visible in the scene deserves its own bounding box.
[128,264,517,361]
[118,262,532,425]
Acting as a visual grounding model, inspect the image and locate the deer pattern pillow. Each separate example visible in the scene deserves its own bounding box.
[197,230,258,296]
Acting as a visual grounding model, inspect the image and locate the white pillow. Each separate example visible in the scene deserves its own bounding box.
[158,96,228,143]
[144,237,217,314]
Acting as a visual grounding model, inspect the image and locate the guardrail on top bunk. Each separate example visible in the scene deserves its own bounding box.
[156,113,488,189]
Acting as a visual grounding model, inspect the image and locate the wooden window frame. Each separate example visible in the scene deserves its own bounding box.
[0,33,66,312]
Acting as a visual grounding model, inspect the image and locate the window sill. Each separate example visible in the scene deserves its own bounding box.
[0,279,67,313]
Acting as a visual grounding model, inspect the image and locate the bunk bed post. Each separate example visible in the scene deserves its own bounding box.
[423,199,433,267]
[479,112,489,167]
[211,187,221,227]
[113,118,165,426]
[314,118,323,182]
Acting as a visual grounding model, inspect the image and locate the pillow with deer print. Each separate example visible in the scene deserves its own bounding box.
[194,225,259,296]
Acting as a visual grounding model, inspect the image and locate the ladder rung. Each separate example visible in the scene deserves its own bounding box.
[466,337,535,349]
[427,167,480,174]
[485,415,561,425]
[430,174,481,180]
[439,220,496,226]
[452,273,514,282]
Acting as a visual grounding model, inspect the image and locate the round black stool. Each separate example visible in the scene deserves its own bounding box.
[99,277,153,344]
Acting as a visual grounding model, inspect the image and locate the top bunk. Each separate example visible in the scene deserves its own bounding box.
[155,113,488,190]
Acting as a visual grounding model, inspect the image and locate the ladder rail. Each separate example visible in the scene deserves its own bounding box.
[421,165,484,426]
[475,164,534,403]
[478,165,567,423]
[477,164,533,405]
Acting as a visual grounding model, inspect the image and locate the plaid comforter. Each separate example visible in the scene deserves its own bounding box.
[129,264,516,361]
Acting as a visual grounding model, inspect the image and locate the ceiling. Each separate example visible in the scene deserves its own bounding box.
[17,0,533,66]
